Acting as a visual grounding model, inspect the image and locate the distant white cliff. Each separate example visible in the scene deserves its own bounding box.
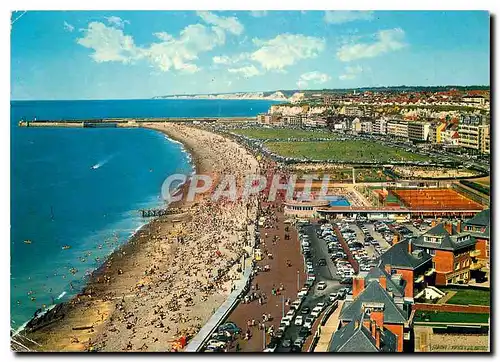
[153,91,289,101]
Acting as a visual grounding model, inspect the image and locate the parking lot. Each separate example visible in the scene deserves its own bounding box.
[202,216,433,352]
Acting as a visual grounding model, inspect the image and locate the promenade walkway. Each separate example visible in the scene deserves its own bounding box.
[314,301,343,352]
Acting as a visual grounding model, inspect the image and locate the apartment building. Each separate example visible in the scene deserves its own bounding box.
[429,122,447,143]
[412,221,481,286]
[360,121,373,133]
[258,114,282,125]
[374,118,387,134]
[408,122,430,142]
[462,95,486,106]
[344,106,365,117]
[458,123,489,154]
[386,121,409,139]
[282,115,303,126]
[351,117,362,133]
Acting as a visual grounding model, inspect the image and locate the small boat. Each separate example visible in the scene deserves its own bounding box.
[24,240,32,244]
[62,245,71,250]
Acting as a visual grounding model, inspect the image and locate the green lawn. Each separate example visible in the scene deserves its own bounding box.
[414,311,490,324]
[265,140,430,163]
[231,128,337,140]
[446,289,490,306]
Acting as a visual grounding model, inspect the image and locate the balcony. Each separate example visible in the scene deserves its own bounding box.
[470,250,481,257]
[470,262,483,270]
[425,268,435,277]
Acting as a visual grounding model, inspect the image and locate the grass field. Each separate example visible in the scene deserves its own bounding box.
[446,289,490,306]
[265,140,430,163]
[414,311,490,324]
[231,128,337,140]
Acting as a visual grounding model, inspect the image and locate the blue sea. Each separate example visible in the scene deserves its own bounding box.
[10,99,278,329]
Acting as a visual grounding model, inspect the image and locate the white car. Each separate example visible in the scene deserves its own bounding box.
[281,316,292,327]
[303,316,315,329]
[311,306,322,318]
[317,281,327,290]
[290,299,302,310]
[298,288,309,298]
[294,316,304,326]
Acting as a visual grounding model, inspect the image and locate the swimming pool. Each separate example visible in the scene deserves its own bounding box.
[322,196,351,207]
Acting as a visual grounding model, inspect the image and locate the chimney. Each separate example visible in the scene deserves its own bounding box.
[378,276,387,290]
[353,275,365,297]
[393,234,399,244]
[354,319,360,329]
[444,222,453,235]
[371,319,376,339]
[457,220,462,233]
[375,326,381,349]
[408,238,412,253]
[384,264,392,275]
[431,219,437,227]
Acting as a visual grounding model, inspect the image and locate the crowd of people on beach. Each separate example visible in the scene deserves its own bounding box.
[83,123,263,352]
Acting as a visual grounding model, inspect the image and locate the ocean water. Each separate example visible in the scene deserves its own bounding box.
[10,99,278,328]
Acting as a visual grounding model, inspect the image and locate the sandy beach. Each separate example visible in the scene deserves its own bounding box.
[22,122,260,352]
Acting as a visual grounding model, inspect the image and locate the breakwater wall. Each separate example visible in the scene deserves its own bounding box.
[18,117,256,128]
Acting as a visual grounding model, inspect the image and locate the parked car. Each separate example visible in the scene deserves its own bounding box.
[304,316,315,329]
[311,306,322,318]
[298,287,309,298]
[294,316,304,326]
[218,322,241,335]
[281,338,292,348]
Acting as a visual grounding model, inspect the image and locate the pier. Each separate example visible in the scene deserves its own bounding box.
[18,116,256,128]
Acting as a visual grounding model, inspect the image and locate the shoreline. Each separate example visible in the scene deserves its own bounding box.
[12,127,199,335]
[19,122,260,352]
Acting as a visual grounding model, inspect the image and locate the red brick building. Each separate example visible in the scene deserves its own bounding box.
[378,239,434,300]
[338,267,411,352]
[462,209,490,269]
[412,221,479,285]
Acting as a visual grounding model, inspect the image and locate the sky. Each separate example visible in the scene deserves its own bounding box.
[10,10,490,100]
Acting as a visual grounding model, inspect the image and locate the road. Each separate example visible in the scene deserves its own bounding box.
[276,224,343,351]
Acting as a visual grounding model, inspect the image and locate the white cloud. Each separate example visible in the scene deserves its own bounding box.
[196,11,244,35]
[63,21,74,32]
[297,71,331,88]
[228,65,261,78]
[250,33,325,71]
[212,53,250,65]
[77,12,244,74]
[324,11,374,24]
[337,28,406,62]
[250,11,268,18]
[106,16,130,28]
[339,65,363,80]
[77,22,138,63]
